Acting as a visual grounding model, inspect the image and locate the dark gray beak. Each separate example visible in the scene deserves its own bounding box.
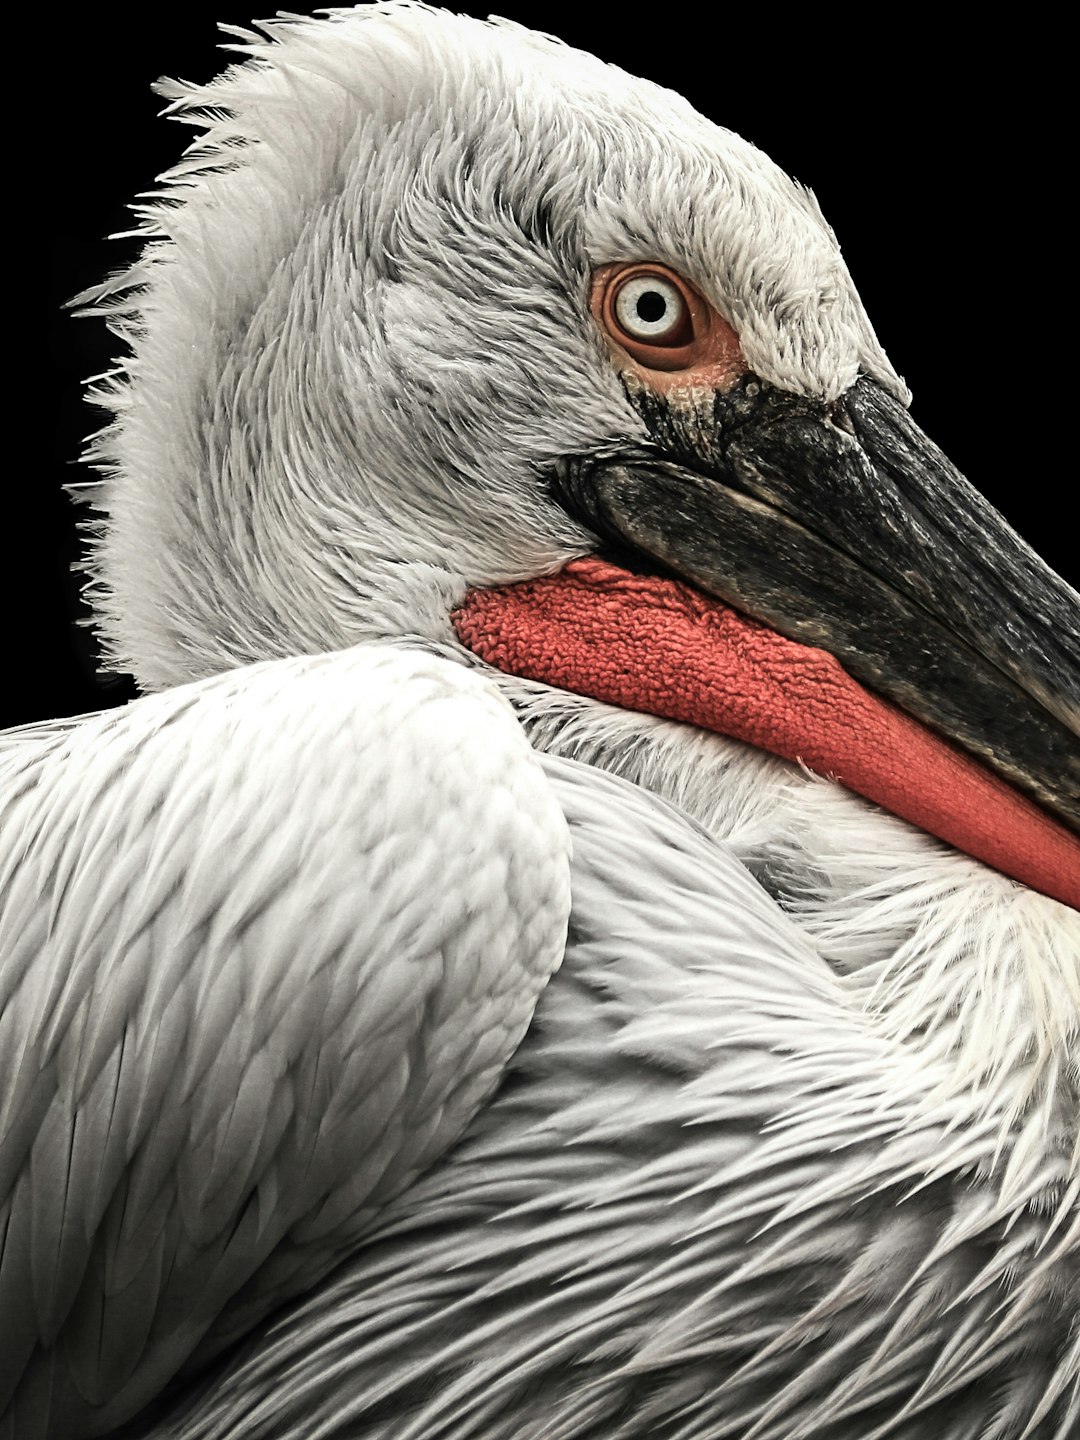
[551,375,1080,832]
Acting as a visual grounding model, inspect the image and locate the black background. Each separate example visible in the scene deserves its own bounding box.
[31,4,1070,730]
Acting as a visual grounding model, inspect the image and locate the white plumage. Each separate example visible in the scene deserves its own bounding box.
[5,5,1079,1438]
[2,646,571,1433]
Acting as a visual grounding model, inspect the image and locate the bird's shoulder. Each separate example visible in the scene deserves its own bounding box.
[0,642,571,1438]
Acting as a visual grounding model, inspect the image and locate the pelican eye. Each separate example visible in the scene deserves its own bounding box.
[612,274,689,344]
[592,262,726,374]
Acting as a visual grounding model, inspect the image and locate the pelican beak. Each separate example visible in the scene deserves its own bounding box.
[549,375,1080,835]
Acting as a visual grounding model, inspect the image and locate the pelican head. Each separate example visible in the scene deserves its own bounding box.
[82,0,908,669]
[81,4,1077,867]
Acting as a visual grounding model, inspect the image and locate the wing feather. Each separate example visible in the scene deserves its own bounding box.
[143,755,1079,1440]
[0,644,570,1437]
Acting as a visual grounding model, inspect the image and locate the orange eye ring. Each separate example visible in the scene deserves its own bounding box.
[590,261,747,390]
[592,262,712,372]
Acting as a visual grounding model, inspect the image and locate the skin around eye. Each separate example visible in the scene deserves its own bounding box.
[591,261,748,389]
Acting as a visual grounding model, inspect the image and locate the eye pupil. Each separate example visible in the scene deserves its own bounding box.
[636,291,667,323]
[609,270,692,347]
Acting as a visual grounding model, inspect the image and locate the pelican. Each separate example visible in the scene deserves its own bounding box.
[5,5,1079,1438]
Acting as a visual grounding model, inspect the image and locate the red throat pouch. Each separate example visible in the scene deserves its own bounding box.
[453,557,1080,911]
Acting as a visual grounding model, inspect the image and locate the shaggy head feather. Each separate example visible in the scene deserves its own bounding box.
[78,1,902,691]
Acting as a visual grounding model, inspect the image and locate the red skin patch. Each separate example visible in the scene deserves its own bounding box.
[453,558,1080,911]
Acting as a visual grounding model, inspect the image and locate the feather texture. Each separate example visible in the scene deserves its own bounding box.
[0,645,570,1436]
[14,4,1078,1437]
[138,758,1080,1440]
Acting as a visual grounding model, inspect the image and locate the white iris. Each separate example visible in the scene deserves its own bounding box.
[613,275,686,341]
